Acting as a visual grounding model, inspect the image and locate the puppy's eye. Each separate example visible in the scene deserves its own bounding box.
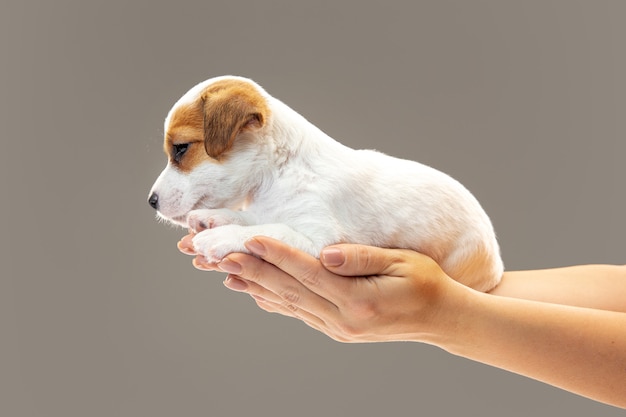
[172,143,189,163]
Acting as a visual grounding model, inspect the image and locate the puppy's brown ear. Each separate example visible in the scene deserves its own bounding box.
[202,84,267,159]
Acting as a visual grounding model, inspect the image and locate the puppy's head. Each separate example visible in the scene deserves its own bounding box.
[148,76,271,227]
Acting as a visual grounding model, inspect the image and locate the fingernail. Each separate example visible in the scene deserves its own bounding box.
[193,255,213,271]
[224,276,248,292]
[178,241,195,255]
[218,258,242,275]
[244,238,266,256]
[321,248,345,267]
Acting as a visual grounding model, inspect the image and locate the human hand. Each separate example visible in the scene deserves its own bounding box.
[178,234,468,343]
[178,235,626,407]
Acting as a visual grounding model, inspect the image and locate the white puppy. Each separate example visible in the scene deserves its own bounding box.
[148,76,503,291]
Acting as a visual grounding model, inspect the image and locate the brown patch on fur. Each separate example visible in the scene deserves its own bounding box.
[445,243,501,292]
[164,78,270,171]
[200,79,269,159]
[164,102,208,173]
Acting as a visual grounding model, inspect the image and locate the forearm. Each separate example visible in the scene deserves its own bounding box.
[200,237,626,407]
[435,287,626,408]
[491,265,626,312]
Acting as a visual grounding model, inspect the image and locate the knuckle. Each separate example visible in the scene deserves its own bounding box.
[284,303,299,314]
[299,265,321,288]
[354,245,383,275]
[351,245,408,277]
[278,286,301,305]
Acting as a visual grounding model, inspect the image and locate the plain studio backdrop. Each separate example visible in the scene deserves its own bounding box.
[1,1,624,416]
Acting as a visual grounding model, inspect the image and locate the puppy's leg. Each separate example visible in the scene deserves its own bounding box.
[192,223,321,264]
[187,209,256,233]
[440,239,504,292]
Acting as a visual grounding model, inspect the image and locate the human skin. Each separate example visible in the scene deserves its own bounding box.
[178,234,626,408]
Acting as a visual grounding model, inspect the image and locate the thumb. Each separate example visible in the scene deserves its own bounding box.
[320,244,409,277]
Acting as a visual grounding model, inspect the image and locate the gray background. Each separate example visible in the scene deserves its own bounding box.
[2,1,624,416]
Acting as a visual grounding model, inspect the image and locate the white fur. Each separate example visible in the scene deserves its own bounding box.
[149,76,504,291]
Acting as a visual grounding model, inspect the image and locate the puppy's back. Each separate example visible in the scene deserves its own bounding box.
[320,149,503,290]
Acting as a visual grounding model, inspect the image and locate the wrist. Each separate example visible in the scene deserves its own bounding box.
[432,287,488,354]
[405,280,479,348]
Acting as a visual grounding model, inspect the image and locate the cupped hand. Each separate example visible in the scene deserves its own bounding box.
[179,234,469,343]
[178,232,220,270]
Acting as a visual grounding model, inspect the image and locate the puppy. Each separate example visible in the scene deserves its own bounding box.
[148,76,503,291]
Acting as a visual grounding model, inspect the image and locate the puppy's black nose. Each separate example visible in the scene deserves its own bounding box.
[148,193,159,210]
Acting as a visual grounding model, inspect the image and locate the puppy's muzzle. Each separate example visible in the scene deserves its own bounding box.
[148,192,159,210]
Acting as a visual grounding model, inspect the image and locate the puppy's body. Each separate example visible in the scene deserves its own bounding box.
[149,76,503,291]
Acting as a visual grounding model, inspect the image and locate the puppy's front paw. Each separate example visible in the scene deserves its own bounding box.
[187,209,249,233]
[191,225,250,264]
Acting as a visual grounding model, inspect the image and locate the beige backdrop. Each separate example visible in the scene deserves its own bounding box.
[2,1,625,416]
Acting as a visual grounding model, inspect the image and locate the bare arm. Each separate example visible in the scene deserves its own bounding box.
[179,235,626,408]
[448,285,626,408]
[491,265,626,312]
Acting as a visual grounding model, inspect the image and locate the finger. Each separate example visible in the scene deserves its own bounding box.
[320,244,422,277]
[220,276,298,317]
[222,250,339,318]
[192,255,220,271]
[249,292,328,330]
[223,275,327,328]
[224,275,286,305]
[178,234,197,255]
[244,236,354,302]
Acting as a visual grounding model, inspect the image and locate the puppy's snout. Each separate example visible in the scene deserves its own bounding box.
[148,192,159,210]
